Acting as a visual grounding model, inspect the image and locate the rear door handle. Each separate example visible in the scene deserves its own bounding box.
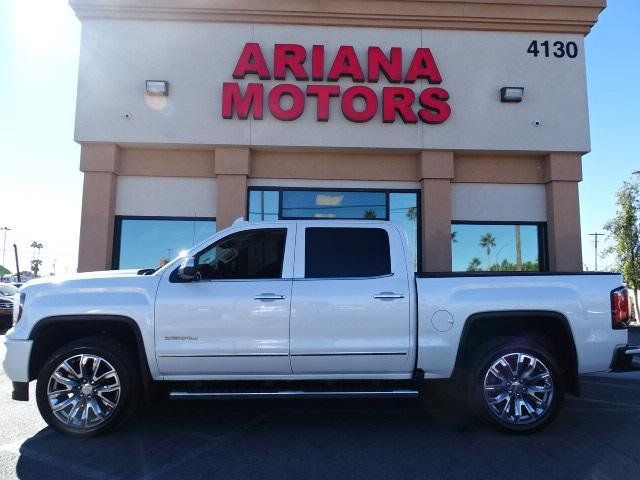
[254,293,286,300]
[373,292,405,299]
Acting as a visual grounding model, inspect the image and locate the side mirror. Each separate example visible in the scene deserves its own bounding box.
[178,257,198,281]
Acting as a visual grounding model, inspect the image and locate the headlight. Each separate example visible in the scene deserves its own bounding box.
[13,292,25,326]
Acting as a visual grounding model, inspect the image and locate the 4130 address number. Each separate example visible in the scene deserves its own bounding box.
[527,40,578,58]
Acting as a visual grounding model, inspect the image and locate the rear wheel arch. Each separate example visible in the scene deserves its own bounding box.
[453,310,579,395]
[28,315,153,399]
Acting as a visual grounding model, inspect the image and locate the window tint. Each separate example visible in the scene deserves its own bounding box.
[196,229,286,280]
[451,223,544,272]
[305,228,391,278]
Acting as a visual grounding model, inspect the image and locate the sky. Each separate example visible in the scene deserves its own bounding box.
[0,0,638,275]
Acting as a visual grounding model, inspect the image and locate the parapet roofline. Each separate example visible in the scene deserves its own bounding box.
[69,0,606,35]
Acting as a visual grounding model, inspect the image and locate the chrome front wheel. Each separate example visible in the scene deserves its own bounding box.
[36,337,138,437]
[47,354,122,429]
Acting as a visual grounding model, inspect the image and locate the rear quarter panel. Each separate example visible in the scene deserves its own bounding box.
[416,274,627,378]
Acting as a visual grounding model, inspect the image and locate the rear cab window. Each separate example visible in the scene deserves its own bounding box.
[304,227,391,278]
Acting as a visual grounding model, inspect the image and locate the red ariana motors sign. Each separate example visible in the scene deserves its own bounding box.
[221,43,451,124]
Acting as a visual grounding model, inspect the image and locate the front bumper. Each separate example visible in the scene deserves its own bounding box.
[611,325,640,371]
[2,338,33,383]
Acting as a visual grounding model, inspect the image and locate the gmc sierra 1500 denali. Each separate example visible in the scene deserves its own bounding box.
[3,219,639,436]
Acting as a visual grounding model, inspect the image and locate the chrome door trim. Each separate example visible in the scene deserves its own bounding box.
[292,352,407,357]
[169,390,419,400]
[373,292,405,299]
[157,353,289,358]
[254,293,286,300]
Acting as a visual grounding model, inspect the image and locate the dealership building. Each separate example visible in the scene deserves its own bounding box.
[70,0,604,273]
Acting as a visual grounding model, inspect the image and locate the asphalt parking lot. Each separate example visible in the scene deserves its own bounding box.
[1,330,639,480]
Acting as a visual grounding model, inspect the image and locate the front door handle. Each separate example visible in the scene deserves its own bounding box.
[373,292,405,300]
[254,293,286,300]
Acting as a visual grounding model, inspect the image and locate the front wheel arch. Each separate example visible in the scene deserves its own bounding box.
[28,315,154,401]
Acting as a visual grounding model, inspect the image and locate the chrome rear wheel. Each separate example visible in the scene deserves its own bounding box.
[483,352,554,425]
[469,338,564,433]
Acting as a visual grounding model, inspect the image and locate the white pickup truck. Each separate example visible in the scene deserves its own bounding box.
[3,219,639,436]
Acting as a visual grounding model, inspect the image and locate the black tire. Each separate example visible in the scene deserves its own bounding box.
[467,336,564,433]
[36,337,140,437]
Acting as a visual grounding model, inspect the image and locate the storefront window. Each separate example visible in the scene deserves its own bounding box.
[281,191,386,219]
[451,223,545,272]
[248,188,420,270]
[389,193,419,272]
[248,190,279,221]
[114,217,216,269]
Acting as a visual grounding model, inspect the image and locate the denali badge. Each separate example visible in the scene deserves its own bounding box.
[164,336,199,341]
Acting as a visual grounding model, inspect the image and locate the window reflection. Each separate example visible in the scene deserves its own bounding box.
[389,193,418,271]
[248,190,279,221]
[281,191,386,219]
[451,223,543,272]
[116,218,216,269]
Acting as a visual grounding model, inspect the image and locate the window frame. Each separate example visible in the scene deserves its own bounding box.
[112,215,217,270]
[450,220,549,272]
[247,186,422,270]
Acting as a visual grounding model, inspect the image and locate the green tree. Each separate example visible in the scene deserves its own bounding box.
[479,233,496,269]
[467,257,482,272]
[603,180,640,319]
[30,259,42,277]
[363,209,378,219]
[406,206,417,221]
[30,241,44,278]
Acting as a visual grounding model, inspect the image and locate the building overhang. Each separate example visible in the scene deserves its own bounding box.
[69,0,606,35]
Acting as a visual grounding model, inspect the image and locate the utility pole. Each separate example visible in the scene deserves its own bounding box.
[13,244,21,282]
[1,227,10,266]
[589,232,604,271]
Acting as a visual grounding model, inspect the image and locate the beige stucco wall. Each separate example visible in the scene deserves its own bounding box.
[72,1,597,273]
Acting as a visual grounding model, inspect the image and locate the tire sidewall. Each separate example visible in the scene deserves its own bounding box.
[469,338,564,433]
[36,338,138,437]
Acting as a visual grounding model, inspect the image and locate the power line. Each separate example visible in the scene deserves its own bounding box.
[589,232,604,271]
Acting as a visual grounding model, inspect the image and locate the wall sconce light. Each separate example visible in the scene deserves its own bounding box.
[146,80,169,96]
[500,87,524,103]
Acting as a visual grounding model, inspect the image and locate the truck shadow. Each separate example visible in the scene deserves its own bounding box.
[14,382,640,480]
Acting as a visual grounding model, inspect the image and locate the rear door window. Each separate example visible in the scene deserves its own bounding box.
[305,227,391,278]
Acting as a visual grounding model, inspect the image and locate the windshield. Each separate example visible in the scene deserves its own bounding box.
[0,284,18,296]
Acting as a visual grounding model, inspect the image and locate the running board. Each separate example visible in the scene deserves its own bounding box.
[169,389,419,400]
